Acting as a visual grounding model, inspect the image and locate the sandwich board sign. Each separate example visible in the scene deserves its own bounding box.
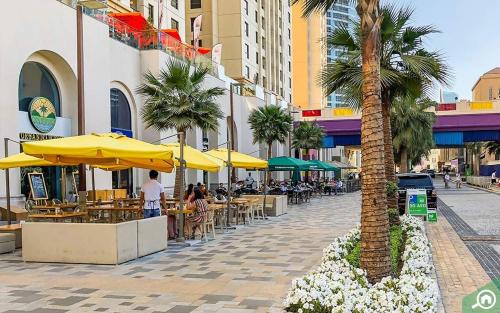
[406,189,428,216]
[427,208,438,222]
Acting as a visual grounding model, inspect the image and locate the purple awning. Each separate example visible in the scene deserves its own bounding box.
[314,113,500,134]
[433,113,500,131]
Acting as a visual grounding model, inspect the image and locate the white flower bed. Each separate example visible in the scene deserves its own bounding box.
[284,216,439,313]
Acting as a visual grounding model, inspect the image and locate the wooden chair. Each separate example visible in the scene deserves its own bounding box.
[252,199,266,221]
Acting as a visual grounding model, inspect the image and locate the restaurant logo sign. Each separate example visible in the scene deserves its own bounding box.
[29,97,56,133]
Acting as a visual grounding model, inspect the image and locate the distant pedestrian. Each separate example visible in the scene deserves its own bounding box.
[492,170,497,185]
[444,172,450,189]
[456,172,462,189]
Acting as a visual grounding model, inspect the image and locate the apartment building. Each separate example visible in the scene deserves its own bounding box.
[292,0,356,110]
[185,0,293,103]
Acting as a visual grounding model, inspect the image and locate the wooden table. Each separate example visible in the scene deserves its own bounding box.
[166,209,193,215]
[0,206,28,222]
[33,203,79,213]
[86,206,141,223]
[28,212,88,223]
[0,224,22,248]
[86,200,115,207]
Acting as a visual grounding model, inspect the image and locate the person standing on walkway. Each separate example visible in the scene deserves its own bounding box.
[492,170,497,185]
[456,172,462,189]
[140,170,165,218]
[245,173,255,189]
[444,172,450,189]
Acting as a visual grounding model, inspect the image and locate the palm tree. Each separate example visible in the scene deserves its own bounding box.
[321,4,450,209]
[292,121,325,159]
[137,59,225,197]
[248,105,292,162]
[485,141,500,156]
[392,97,436,172]
[293,0,391,282]
[466,142,483,176]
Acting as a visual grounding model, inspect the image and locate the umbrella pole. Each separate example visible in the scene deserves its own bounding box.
[226,139,232,228]
[91,167,96,207]
[4,138,11,225]
[262,168,268,217]
[177,131,186,242]
[61,167,66,203]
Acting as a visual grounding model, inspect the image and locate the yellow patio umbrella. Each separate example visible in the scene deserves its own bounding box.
[22,132,175,172]
[0,153,55,169]
[204,148,268,169]
[162,143,220,172]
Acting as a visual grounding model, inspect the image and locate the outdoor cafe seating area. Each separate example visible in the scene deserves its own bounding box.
[0,132,357,264]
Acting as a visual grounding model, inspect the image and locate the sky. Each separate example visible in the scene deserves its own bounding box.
[385,0,500,101]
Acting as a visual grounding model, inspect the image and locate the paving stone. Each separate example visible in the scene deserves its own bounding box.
[166,305,198,313]
[50,296,88,306]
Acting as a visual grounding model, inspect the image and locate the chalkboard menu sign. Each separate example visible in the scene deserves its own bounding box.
[72,172,79,193]
[28,172,48,200]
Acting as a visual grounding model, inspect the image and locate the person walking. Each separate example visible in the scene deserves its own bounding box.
[444,172,450,189]
[140,170,166,218]
[492,170,497,186]
[456,172,462,189]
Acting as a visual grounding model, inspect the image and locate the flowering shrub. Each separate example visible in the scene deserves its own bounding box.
[284,216,439,313]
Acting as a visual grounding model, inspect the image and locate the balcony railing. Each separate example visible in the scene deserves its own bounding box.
[56,0,218,76]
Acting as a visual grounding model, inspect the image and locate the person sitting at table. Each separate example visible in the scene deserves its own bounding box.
[185,188,208,238]
[184,184,194,202]
[140,170,165,218]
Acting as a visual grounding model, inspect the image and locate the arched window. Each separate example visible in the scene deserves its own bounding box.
[19,62,61,116]
[110,88,132,135]
[110,87,133,193]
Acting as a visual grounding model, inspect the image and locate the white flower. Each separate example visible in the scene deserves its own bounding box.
[283,216,440,313]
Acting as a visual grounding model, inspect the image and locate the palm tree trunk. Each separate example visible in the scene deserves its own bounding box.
[473,151,480,175]
[400,148,408,173]
[174,168,183,199]
[357,0,392,283]
[382,96,398,214]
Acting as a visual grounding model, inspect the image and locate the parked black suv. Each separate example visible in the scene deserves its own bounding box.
[396,173,437,215]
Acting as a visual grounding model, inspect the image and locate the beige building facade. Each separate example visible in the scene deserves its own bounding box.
[291,3,325,109]
[185,0,293,103]
[472,67,500,101]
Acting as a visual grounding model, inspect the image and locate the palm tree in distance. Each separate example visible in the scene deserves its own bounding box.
[248,105,292,163]
[321,4,450,208]
[137,59,225,198]
[292,121,325,160]
[391,96,436,172]
[294,0,392,282]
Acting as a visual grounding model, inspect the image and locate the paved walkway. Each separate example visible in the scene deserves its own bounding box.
[429,180,499,313]
[0,193,360,313]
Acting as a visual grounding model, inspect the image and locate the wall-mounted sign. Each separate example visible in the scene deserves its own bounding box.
[28,97,57,133]
[28,172,48,200]
[19,133,62,141]
[302,109,321,117]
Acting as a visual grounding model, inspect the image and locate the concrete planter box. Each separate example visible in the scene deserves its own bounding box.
[137,216,167,258]
[241,195,287,216]
[22,216,169,264]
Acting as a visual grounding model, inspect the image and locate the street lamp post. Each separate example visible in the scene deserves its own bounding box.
[75,0,107,199]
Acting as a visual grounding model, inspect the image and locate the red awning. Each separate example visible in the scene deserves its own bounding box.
[161,29,182,42]
[109,12,153,32]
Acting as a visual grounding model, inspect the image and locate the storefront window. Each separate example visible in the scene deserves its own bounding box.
[18,62,61,116]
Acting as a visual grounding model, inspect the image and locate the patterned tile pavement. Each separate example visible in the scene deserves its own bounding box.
[0,193,361,313]
[429,180,500,313]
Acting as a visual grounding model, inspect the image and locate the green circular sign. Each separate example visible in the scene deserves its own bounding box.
[29,97,57,133]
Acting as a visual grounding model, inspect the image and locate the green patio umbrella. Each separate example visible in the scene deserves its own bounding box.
[268,156,319,171]
[307,160,340,172]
